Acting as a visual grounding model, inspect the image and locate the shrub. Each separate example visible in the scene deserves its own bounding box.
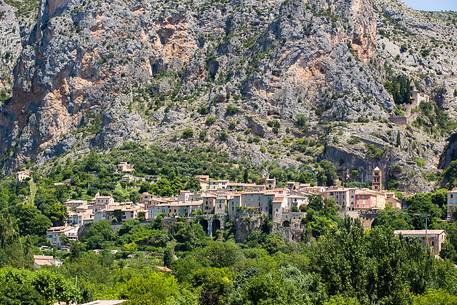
[225,104,238,116]
[218,131,228,142]
[182,128,194,139]
[198,105,209,115]
[295,114,308,128]
[205,115,216,126]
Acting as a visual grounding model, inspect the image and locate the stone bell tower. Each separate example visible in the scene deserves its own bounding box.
[372,167,383,191]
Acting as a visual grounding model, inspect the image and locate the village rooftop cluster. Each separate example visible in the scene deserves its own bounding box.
[31,163,449,256]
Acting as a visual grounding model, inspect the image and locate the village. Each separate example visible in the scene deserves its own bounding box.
[38,163,450,257]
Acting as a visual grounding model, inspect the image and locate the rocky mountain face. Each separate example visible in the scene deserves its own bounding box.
[0,0,456,191]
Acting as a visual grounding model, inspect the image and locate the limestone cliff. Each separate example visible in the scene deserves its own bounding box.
[0,0,456,191]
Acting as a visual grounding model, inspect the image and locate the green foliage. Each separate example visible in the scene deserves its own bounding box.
[218,131,228,142]
[192,267,233,305]
[317,160,337,187]
[372,207,413,230]
[385,74,412,105]
[226,104,239,116]
[229,265,326,305]
[404,191,446,229]
[82,221,116,249]
[4,0,38,17]
[172,221,210,252]
[304,196,339,238]
[120,272,198,305]
[414,102,457,135]
[0,211,33,268]
[413,289,457,305]
[366,144,385,160]
[0,268,80,304]
[205,115,216,126]
[295,114,308,129]
[182,128,194,139]
[441,160,457,189]
[324,295,361,305]
[311,220,448,305]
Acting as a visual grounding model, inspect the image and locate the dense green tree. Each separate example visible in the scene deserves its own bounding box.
[385,74,412,105]
[405,192,444,229]
[0,212,33,268]
[311,219,451,305]
[317,161,337,187]
[229,265,326,305]
[120,272,198,305]
[413,289,457,305]
[163,242,176,268]
[0,268,80,305]
[192,267,233,305]
[193,241,244,268]
[324,295,361,305]
[172,221,210,251]
[372,207,413,230]
[304,196,339,238]
[12,205,52,236]
[82,221,116,249]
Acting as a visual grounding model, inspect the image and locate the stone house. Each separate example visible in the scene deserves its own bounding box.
[353,189,386,210]
[322,187,356,211]
[46,225,79,248]
[16,170,31,182]
[394,230,446,256]
[117,162,134,173]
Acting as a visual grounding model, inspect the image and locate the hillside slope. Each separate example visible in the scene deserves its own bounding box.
[1,0,457,191]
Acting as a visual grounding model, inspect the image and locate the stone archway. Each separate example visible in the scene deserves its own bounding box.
[212,219,221,235]
[199,219,209,234]
[282,220,291,228]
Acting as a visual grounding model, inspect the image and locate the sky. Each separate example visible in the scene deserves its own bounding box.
[402,0,457,11]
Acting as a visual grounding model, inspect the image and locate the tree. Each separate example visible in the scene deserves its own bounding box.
[163,243,176,268]
[228,265,326,305]
[317,161,337,187]
[396,131,401,147]
[12,205,52,236]
[413,289,457,305]
[405,193,443,229]
[385,74,412,105]
[226,104,238,116]
[82,221,116,249]
[372,207,413,230]
[194,241,244,268]
[304,196,339,238]
[0,212,33,268]
[191,267,233,305]
[0,268,80,305]
[324,295,361,305]
[172,221,209,251]
[310,219,438,305]
[120,272,198,305]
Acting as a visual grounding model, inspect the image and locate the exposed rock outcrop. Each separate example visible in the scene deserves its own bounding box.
[0,0,456,191]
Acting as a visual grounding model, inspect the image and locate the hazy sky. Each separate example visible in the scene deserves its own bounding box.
[403,0,457,11]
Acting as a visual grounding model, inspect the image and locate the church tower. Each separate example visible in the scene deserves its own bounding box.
[372,167,383,191]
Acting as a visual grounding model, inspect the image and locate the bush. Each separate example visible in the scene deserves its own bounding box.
[295,113,308,128]
[205,116,216,126]
[385,74,412,105]
[182,128,194,139]
[225,104,238,116]
[218,131,228,142]
[366,144,385,160]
